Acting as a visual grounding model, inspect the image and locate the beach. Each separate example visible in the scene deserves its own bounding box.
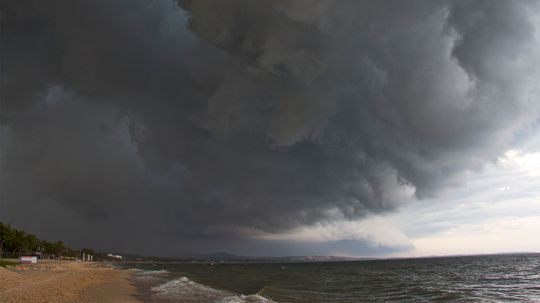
[0,260,142,303]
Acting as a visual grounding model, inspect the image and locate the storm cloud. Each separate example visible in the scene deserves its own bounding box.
[1,0,539,255]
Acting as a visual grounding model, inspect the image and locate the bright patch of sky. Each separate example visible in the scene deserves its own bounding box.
[387,147,540,257]
[256,144,540,258]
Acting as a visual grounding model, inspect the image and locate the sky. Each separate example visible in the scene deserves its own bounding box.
[1,0,540,257]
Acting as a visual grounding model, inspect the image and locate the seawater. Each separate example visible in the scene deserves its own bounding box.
[125,253,540,302]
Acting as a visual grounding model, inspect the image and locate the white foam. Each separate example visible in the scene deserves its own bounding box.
[134,269,169,275]
[131,269,169,281]
[151,276,275,303]
[217,294,275,303]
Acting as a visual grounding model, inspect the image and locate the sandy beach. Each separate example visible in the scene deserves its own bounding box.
[0,260,143,303]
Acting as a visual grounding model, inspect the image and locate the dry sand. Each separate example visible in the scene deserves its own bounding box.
[0,260,143,303]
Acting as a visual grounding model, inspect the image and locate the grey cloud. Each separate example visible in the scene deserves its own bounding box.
[0,0,539,255]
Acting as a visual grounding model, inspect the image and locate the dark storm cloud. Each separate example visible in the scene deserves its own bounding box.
[1,0,539,254]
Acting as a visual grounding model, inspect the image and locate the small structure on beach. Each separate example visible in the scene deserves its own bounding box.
[107,253,123,260]
[20,256,38,264]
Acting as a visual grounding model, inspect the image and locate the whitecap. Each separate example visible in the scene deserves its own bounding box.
[131,268,169,281]
[151,276,275,303]
[217,294,275,303]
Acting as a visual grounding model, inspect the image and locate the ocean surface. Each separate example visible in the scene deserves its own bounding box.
[123,253,540,302]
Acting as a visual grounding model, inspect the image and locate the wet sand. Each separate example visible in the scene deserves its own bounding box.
[0,260,143,302]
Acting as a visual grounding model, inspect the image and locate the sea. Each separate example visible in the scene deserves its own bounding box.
[122,253,540,302]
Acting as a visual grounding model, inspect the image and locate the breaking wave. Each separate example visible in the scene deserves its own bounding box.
[131,268,169,281]
[151,276,274,303]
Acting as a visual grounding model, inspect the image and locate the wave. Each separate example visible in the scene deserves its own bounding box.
[216,294,274,303]
[131,268,169,281]
[131,269,169,275]
[151,276,275,303]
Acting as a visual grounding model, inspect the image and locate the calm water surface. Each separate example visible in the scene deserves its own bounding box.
[124,253,540,302]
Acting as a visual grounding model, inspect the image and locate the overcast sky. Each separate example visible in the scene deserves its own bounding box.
[1,0,539,257]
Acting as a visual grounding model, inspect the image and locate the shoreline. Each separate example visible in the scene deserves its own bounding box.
[0,260,144,302]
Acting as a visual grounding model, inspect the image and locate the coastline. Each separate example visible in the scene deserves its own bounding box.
[0,260,143,303]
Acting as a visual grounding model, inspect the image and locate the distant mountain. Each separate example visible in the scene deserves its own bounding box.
[170,252,370,263]
[111,251,372,263]
[115,251,540,263]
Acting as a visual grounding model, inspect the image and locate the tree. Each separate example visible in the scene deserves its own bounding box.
[0,221,93,259]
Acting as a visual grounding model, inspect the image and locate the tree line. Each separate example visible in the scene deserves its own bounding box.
[0,221,94,259]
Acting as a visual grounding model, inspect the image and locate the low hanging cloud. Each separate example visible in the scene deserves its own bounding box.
[1,0,539,254]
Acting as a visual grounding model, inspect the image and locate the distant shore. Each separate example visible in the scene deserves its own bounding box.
[0,259,142,303]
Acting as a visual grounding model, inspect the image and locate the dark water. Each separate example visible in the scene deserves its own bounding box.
[124,253,540,302]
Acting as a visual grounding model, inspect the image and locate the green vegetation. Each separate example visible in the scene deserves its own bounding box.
[0,222,81,259]
[0,259,16,267]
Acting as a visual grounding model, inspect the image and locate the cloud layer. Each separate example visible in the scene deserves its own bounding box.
[1,0,539,254]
